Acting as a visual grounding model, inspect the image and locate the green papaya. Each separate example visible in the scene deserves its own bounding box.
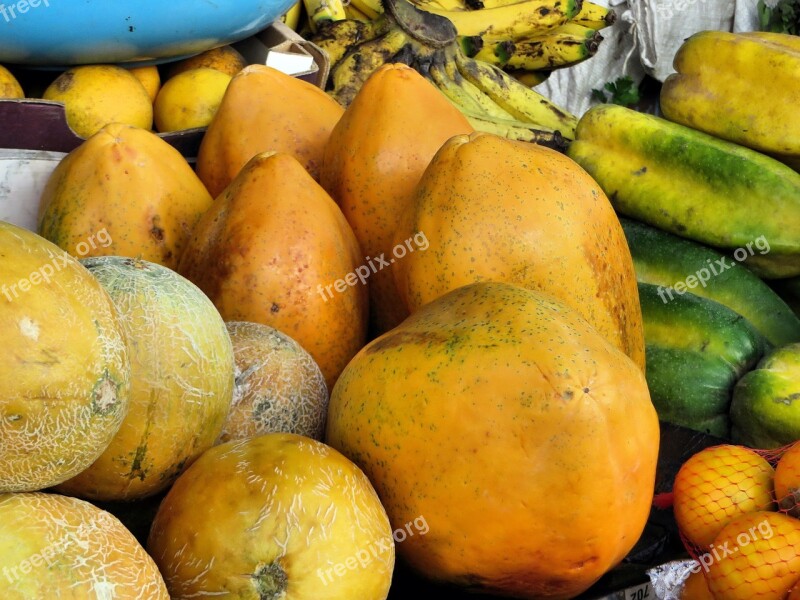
[566,104,800,278]
[621,217,800,346]
[730,342,800,449]
[638,282,768,438]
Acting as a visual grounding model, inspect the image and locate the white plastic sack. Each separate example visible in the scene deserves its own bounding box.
[536,0,767,118]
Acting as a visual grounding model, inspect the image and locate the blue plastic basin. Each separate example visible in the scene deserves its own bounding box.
[0,0,296,66]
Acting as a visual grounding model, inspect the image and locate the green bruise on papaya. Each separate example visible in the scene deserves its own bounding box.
[621,217,800,346]
[567,104,800,277]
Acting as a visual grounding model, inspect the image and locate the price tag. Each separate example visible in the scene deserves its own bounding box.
[590,581,652,600]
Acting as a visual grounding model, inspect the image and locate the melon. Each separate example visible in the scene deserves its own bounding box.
[0,492,168,598]
[54,257,234,501]
[220,321,329,443]
[0,222,130,493]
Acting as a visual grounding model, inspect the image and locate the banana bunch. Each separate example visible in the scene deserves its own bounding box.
[310,0,577,145]
[343,0,616,76]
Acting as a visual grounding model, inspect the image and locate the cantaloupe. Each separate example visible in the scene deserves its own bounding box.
[0,222,130,493]
[219,321,328,443]
[54,257,234,501]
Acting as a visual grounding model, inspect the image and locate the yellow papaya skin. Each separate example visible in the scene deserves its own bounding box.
[393,130,646,370]
[178,151,367,391]
[326,281,660,600]
[37,123,213,270]
[660,30,800,157]
[567,104,800,279]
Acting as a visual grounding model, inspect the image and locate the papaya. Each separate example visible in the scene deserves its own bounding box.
[638,282,768,438]
[566,104,800,279]
[730,342,800,449]
[54,257,234,501]
[392,130,645,369]
[660,30,800,158]
[37,123,212,271]
[196,65,344,197]
[178,151,367,391]
[326,281,660,600]
[0,222,130,493]
[621,217,800,346]
[321,63,473,335]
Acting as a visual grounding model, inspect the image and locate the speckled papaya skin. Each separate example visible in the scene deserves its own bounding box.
[37,123,213,270]
[326,281,660,600]
[393,131,645,370]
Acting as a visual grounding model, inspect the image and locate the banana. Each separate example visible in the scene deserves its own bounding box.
[454,48,578,136]
[427,62,487,114]
[329,27,411,106]
[408,0,473,11]
[418,0,581,41]
[505,24,602,70]
[349,0,383,19]
[303,0,348,31]
[432,49,518,119]
[463,111,566,149]
[344,2,372,20]
[280,1,304,30]
[572,1,616,29]
[462,37,515,66]
[310,16,392,65]
[508,68,549,86]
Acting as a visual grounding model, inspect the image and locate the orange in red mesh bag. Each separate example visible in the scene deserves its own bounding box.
[680,569,714,600]
[673,444,775,548]
[789,581,800,600]
[704,510,800,600]
[776,441,800,517]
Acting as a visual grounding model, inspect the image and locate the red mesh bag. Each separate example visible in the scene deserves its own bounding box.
[671,441,800,599]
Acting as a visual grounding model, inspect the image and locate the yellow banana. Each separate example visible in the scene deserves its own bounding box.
[349,0,383,19]
[461,37,515,66]
[418,0,581,41]
[329,27,411,106]
[435,50,517,119]
[280,1,304,30]
[427,62,487,115]
[344,2,372,20]
[463,111,566,149]
[572,1,616,29]
[505,24,602,70]
[410,0,469,10]
[303,0,348,32]
[508,68,549,87]
[310,16,392,65]
[454,48,577,136]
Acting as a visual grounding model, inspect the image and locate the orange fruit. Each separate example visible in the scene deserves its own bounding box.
[128,65,161,102]
[775,441,800,517]
[680,568,714,600]
[673,444,775,548]
[789,580,800,600]
[153,67,231,132]
[705,510,800,600]
[164,45,246,79]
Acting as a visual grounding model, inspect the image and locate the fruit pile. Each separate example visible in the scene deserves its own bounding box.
[672,442,800,599]
[0,2,799,599]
